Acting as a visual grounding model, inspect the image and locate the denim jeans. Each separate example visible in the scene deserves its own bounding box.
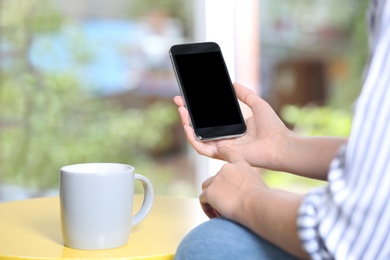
[175,217,298,260]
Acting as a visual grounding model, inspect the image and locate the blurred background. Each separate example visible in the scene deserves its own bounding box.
[0,0,368,201]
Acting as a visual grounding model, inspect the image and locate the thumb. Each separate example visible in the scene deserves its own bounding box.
[217,145,243,164]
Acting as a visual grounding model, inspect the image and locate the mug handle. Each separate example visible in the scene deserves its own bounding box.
[132,174,154,226]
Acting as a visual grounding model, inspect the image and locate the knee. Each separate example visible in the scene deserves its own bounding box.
[175,217,255,260]
[175,217,297,260]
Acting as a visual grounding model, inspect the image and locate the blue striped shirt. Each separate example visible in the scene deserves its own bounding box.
[298,0,390,259]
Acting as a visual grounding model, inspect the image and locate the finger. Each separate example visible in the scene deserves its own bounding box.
[201,176,214,190]
[199,182,221,219]
[178,106,191,126]
[233,83,261,110]
[217,145,244,164]
[200,202,221,219]
[178,107,199,146]
[173,96,184,107]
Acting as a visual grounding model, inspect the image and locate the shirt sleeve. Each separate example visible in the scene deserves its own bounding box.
[297,147,346,260]
[297,1,390,259]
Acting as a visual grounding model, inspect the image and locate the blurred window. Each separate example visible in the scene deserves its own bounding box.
[0,0,195,201]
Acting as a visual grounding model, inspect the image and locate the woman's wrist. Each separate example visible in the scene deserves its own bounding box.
[267,132,347,180]
[237,187,309,259]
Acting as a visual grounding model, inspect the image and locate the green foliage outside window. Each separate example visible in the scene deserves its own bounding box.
[0,0,180,194]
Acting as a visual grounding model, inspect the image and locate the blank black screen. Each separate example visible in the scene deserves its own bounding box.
[174,51,242,129]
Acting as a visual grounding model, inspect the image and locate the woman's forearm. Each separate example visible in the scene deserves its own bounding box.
[271,133,348,180]
[237,188,309,259]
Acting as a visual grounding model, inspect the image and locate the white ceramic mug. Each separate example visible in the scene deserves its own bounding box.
[60,163,154,250]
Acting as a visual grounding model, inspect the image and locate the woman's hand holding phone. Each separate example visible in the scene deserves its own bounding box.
[173,82,291,170]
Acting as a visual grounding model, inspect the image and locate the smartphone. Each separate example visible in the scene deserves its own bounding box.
[169,42,246,141]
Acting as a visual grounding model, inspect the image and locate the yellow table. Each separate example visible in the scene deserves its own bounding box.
[0,195,208,259]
